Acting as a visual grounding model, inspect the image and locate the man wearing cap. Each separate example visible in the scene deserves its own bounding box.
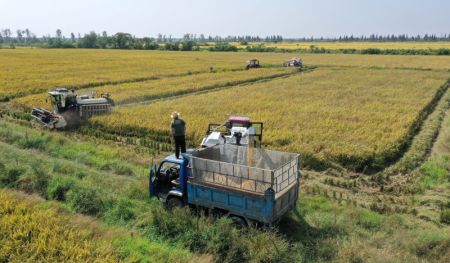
[170,112,186,159]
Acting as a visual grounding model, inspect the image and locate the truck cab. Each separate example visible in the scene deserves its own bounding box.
[149,151,193,208]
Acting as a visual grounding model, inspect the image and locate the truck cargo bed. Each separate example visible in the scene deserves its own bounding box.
[188,144,300,225]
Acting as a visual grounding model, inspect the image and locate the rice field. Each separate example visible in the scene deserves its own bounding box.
[2,49,450,170]
[0,190,117,262]
[91,68,450,170]
[0,49,291,100]
[230,41,450,50]
[2,49,450,101]
[13,67,297,109]
[1,48,450,262]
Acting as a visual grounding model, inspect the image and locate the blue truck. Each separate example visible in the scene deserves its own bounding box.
[149,144,300,227]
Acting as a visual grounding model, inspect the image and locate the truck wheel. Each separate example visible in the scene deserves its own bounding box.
[167,197,183,209]
[229,215,247,229]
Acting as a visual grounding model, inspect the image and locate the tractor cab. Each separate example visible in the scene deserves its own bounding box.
[246,59,261,70]
[201,116,263,148]
[149,150,194,207]
[48,88,77,113]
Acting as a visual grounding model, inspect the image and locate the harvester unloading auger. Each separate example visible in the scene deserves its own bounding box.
[31,88,114,129]
[200,116,263,148]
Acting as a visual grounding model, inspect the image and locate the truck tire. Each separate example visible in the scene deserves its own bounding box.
[229,215,247,229]
[167,197,183,209]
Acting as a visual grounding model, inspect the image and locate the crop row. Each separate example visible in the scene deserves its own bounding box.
[0,49,300,101]
[13,67,297,109]
[91,68,450,171]
[2,49,450,101]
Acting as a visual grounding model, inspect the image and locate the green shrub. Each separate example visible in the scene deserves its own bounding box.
[46,176,76,201]
[18,134,46,150]
[355,209,383,230]
[207,218,246,263]
[74,170,88,179]
[440,209,450,225]
[0,162,5,173]
[67,184,106,216]
[113,236,191,263]
[30,162,50,195]
[150,204,193,238]
[0,167,25,187]
[112,163,134,176]
[104,198,136,224]
[126,181,148,200]
[140,201,292,263]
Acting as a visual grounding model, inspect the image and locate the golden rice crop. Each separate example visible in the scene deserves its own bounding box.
[2,49,450,101]
[0,190,117,262]
[13,67,296,109]
[0,49,292,100]
[299,53,450,70]
[92,68,449,170]
[231,41,450,50]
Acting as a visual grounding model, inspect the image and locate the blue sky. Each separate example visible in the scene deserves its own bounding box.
[1,0,449,38]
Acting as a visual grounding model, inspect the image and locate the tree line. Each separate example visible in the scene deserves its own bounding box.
[1,29,449,55]
[289,34,450,42]
[0,29,200,51]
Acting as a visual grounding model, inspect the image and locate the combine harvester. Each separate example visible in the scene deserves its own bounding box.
[245,59,261,70]
[149,116,300,227]
[283,57,303,67]
[31,88,114,129]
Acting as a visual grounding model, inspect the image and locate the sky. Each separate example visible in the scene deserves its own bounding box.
[1,0,449,38]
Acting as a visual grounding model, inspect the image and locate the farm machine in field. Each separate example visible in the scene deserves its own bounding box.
[245,59,261,70]
[283,57,303,67]
[201,115,263,148]
[31,88,114,129]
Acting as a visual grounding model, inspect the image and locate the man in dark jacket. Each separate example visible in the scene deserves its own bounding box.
[170,112,186,159]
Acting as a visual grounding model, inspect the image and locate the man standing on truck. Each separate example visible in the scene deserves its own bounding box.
[170,112,186,159]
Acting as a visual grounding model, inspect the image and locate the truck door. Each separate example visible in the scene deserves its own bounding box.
[149,162,157,198]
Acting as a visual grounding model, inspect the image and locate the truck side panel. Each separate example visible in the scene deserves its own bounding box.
[187,182,275,225]
[188,183,274,224]
[273,183,299,219]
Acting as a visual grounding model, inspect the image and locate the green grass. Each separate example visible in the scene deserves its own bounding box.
[279,196,450,262]
[417,158,450,192]
[2,97,450,262]
[382,81,450,177]
[0,119,295,262]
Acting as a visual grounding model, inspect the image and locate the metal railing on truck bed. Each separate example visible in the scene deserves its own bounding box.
[190,144,299,197]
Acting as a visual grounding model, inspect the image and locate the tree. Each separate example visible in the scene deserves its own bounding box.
[56,29,62,39]
[70,33,76,42]
[2,29,11,43]
[79,31,98,48]
[112,32,132,49]
[180,40,195,51]
[98,31,110,48]
[142,37,158,50]
[24,28,31,42]
[16,29,23,42]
